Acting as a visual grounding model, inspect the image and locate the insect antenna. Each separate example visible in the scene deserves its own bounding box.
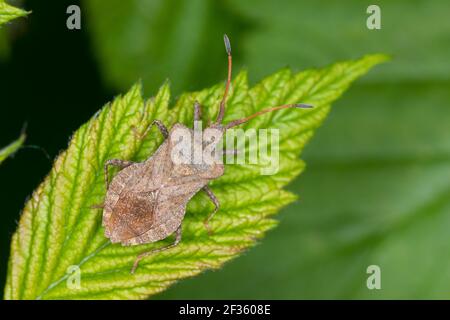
[225,103,313,129]
[215,34,232,124]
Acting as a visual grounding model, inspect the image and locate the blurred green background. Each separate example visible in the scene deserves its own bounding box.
[1,0,450,299]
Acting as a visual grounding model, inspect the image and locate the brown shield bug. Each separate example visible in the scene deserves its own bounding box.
[99,34,312,273]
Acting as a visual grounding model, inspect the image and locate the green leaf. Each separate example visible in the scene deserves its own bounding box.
[0,1,28,161]
[164,81,450,299]
[4,55,385,299]
[0,0,28,26]
[155,0,450,299]
[0,133,25,165]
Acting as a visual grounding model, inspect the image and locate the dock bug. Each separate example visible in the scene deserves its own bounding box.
[98,35,312,273]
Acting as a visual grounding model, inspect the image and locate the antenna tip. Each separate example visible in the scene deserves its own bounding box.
[294,103,313,109]
[223,34,231,55]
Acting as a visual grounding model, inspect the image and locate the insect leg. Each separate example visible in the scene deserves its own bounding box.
[104,159,135,189]
[202,186,220,235]
[135,119,169,141]
[90,203,104,210]
[194,100,202,122]
[131,226,182,274]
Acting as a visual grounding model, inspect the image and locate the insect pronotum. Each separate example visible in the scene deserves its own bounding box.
[99,34,312,273]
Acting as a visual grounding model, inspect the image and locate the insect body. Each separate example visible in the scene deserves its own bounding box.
[100,35,312,273]
[103,122,225,273]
